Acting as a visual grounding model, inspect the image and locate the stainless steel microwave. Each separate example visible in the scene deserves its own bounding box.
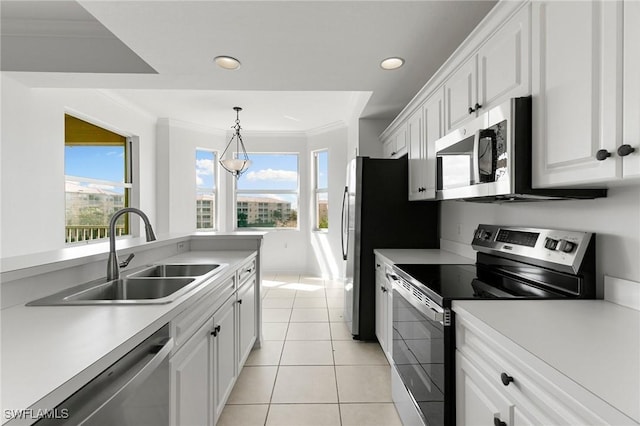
[435,96,606,202]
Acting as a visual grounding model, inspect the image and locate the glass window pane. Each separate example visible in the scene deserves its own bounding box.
[316,151,328,189]
[65,146,125,182]
[237,154,298,191]
[196,191,215,229]
[196,150,216,230]
[316,192,328,229]
[236,194,298,228]
[196,150,216,190]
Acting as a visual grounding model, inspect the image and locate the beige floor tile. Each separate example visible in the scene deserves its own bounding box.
[263,297,295,309]
[262,308,292,322]
[218,404,269,426]
[262,323,288,340]
[326,297,344,308]
[265,289,297,299]
[286,322,331,341]
[299,276,326,285]
[292,285,326,297]
[290,308,329,322]
[330,322,353,340]
[340,403,402,426]
[293,297,327,308]
[332,341,388,365]
[328,308,346,322]
[280,340,334,365]
[227,366,278,404]
[245,340,284,366]
[324,279,345,289]
[271,366,338,403]
[335,366,393,403]
[266,404,341,426]
[275,274,300,282]
[325,288,344,299]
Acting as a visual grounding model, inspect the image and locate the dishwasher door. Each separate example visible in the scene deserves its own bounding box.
[36,324,173,426]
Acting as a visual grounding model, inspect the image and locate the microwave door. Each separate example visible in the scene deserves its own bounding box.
[477,129,497,183]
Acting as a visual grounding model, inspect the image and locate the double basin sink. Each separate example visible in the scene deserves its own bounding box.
[27,263,225,306]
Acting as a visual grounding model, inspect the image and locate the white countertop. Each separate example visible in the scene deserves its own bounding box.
[0,250,254,425]
[453,299,640,423]
[374,248,474,265]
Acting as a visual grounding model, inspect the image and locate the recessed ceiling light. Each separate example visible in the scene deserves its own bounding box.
[380,57,405,70]
[214,56,241,70]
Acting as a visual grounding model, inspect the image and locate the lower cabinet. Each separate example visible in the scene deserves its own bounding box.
[374,255,393,362]
[237,276,257,368]
[212,297,237,423]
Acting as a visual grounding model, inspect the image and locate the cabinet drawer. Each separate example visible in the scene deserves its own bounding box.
[456,315,635,425]
[171,275,236,352]
[237,257,256,286]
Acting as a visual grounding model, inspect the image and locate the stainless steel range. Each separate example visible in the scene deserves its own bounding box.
[389,225,596,426]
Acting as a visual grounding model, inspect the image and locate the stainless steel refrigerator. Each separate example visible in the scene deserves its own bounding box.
[341,156,440,340]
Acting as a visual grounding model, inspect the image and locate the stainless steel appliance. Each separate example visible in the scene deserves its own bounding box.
[341,156,439,340]
[435,97,607,202]
[389,225,596,426]
[36,325,173,426]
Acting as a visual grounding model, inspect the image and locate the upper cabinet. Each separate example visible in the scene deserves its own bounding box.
[445,4,531,134]
[382,125,407,159]
[622,0,640,179]
[531,0,623,186]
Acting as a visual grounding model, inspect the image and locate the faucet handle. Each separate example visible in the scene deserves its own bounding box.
[119,253,135,268]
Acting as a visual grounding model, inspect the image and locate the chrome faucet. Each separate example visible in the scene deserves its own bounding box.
[107,208,157,281]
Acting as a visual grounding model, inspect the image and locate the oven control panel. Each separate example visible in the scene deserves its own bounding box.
[472,224,593,274]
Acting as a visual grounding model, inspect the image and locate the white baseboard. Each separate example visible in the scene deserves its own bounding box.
[604,275,640,311]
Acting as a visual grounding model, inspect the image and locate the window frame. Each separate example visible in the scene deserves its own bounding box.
[195,148,219,231]
[312,149,329,232]
[233,152,300,231]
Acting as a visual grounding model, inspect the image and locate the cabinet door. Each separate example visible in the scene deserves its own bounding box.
[623,0,640,178]
[395,125,407,156]
[407,106,425,200]
[532,0,622,186]
[170,319,213,426]
[478,4,531,111]
[423,89,444,198]
[374,261,388,354]
[445,56,477,133]
[382,137,395,158]
[213,297,237,423]
[237,277,257,368]
[456,351,512,426]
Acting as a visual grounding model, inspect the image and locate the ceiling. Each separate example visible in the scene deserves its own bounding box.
[1,0,497,133]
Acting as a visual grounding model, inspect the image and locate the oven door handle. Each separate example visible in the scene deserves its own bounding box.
[423,307,444,323]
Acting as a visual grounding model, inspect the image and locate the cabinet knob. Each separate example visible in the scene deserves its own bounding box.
[211,325,221,337]
[474,103,482,111]
[468,106,475,114]
[494,418,507,426]
[595,149,611,161]
[391,151,397,157]
[380,285,387,293]
[617,144,636,157]
[500,372,514,386]
[237,299,243,305]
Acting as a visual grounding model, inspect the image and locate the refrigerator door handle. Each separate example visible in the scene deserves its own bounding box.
[341,185,349,260]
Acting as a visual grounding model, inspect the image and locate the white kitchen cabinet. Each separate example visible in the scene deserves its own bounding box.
[374,255,393,362]
[455,307,636,426]
[531,0,622,186]
[212,295,237,423]
[622,0,640,178]
[237,275,257,368]
[408,88,443,201]
[382,125,407,159]
[170,319,214,426]
[445,4,531,135]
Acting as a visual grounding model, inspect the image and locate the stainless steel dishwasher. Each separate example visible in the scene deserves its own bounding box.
[36,324,173,426]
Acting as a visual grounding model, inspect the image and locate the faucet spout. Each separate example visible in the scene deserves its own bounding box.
[107,208,157,281]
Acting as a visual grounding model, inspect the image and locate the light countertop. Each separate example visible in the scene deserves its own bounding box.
[453,299,640,423]
[1,250,254,425]
[374,248,474,265]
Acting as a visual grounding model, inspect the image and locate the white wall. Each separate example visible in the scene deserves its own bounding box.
[358,117,390,158]
[307,126,348,279]
[156,119,227,234]
[0,76,157,258]
[440,185,640,296]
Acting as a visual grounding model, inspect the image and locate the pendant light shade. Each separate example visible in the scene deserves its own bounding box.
[220,107,251,179]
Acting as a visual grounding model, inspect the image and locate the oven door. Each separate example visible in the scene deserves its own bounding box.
[392,278,447,426]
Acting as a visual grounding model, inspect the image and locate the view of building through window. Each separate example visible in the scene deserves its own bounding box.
[64,115,130,243]
[313,150,329,229]
[196,149,217,229]
[235,153,299,229]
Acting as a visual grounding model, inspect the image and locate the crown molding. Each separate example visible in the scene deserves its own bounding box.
[160,117,227,136]
[306,120,348,137]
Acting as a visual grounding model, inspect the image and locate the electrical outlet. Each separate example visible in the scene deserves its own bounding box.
[457,223,462,236]
[177,242,186,251]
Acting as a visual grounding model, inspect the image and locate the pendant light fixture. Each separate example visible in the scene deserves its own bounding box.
[220,106,251,179]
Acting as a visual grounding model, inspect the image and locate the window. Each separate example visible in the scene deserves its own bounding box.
[196,149,217,230]
[313,150,329,230]
[64,114,131,243]
[235,153,299,229]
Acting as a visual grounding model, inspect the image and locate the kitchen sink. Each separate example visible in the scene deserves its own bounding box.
[26,262,227,306]
[130,264,221,278]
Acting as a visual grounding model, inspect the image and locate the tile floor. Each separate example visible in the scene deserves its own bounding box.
[218,273,403,426]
